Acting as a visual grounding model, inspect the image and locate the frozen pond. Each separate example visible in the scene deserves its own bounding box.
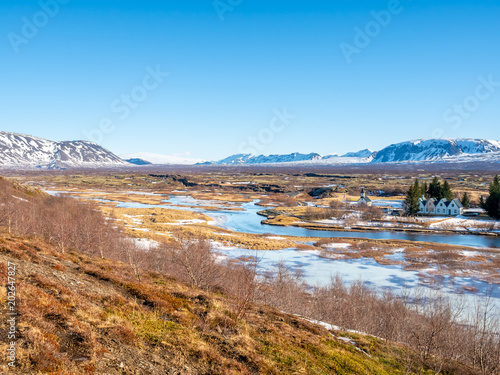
[214,247,500,307]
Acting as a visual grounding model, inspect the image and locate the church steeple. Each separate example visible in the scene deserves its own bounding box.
[360,188,366,199]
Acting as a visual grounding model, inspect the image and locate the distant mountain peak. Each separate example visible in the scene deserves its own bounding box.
[0,131,128,169]
[200,152,323,165]
[341,149,375,158]
[372,138,500,163]
[201,138,500,166]
[124,158,152,166]
[120,152,204,165]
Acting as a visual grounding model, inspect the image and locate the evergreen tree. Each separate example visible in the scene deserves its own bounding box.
[427,177,443,200]
[421,182,428,198]
[461,192,471,209]
[484,175,500,219]
[442,181,453,201]
[413,179,420,196]
[480,196,486,210]
[405,183,421,216]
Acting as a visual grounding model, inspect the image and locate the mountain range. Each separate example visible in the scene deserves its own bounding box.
[201,139,500,166]
[0,132,127,169]
[120,152,203,165]
[1,131,499,169]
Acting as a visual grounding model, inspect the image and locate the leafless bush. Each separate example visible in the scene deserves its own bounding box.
[303,207,333,221]
[158,233,222,290]
[328,200,346,219]
[257,262,309,315]
[225,255,260,321]
[253,270,500,374]
[344,215,358,227]
[360,205,384,221]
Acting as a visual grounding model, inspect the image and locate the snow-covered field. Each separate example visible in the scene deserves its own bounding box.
[429,216,499,232]
[167,219,207,226]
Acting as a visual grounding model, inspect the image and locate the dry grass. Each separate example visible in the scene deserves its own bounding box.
[0,234,429,374]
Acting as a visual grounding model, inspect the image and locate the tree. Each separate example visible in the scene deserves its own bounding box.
[231,254,260,321]
[428,177,444,200]
[442,181,451,200]
[462,192,471,209]
[442,181,454,201]
[329,200,345,219]
[162,233,221,290]
[122,239,145,281]
[480,196,486,210]
[484,175,500,219]
[0,197,16,234]
[361,205,384,221]
[413,179,421,197]
[405,181,421,216]
[421,182,428,198]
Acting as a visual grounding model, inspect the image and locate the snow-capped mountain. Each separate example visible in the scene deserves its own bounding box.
[120,152,203,165]
[201,139,500,166]
[372,139,500,163]
[0,132,128,169]
[124,158,152,166]
[201,152,323,165]
[341,149,375,158]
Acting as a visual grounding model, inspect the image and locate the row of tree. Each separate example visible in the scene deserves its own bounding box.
[481,175,500,219]
[405,178,458,216]
[405,176,500,219]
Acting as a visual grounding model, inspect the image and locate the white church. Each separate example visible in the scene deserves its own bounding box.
[357,188,373,206]
[418,196,464,216]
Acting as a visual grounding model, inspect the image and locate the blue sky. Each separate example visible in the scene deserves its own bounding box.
[0,0,499,160]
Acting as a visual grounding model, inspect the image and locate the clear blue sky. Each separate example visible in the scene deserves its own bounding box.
[0,0,499,160]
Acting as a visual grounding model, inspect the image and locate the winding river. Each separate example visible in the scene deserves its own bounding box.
[49,191,500,303]
[162,197,500,249]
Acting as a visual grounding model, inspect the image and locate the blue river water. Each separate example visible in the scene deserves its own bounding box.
[162,197,500,249]
[48,191,500,305]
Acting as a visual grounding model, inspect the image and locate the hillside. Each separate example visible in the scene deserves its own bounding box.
[200,139,500,166]
[0,233,432,375]
[0,176,45,200]
[0,132,128,169]
[372,139,500,163]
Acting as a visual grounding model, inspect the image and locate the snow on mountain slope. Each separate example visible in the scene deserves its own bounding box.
[201,152,374,166]
[341,149,375,159]
[0,132,128,169]
[201,152,322,165]
[202,139,500,166]
[124,158,152,166]
[120,152,203,165]
[372,139,500,163]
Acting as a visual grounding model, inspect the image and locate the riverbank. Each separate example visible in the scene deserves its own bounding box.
[258,209,500,238]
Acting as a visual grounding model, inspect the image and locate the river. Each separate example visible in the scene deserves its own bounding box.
[48,191,500,304]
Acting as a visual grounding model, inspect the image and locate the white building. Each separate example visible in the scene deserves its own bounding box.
[419,197,438,214]
[418,196,464,216]
[357,188,372,207]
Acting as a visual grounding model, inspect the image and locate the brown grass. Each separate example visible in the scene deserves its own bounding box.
[0,234,427,375]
